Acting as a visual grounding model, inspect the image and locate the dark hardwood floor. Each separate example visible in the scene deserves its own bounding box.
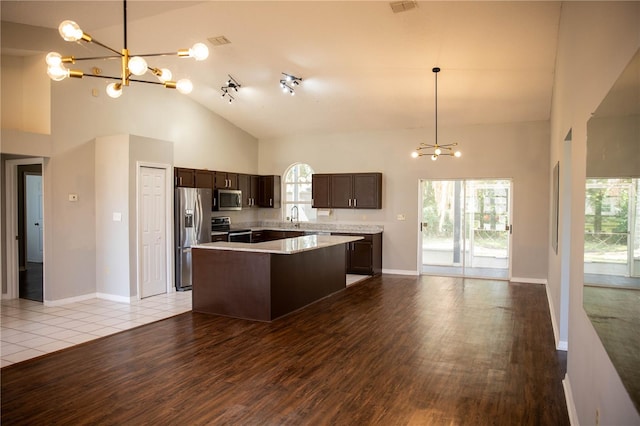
[1,275,569,425]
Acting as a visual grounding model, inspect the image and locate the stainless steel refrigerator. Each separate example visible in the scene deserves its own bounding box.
[175,187,212,291]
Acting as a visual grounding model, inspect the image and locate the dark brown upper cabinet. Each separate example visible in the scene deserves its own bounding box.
[238,174,260,208]
[175,168,195,187]
[194,170,214,189]
[258,175,281,208]
[311,174,331,208]
[312,172,382,209]
[214,172,238,190]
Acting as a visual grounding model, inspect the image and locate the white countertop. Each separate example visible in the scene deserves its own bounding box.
[193,234,363,255]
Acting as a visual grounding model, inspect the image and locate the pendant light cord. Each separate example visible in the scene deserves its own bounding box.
[123,0,128,49]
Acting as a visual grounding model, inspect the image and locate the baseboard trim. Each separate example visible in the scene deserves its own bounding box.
[382,269,419,276]
[563,374,579,426]
[44,293,97,307]
[510,277,547,285]
[97,292,133,304]
[543,281,565,351]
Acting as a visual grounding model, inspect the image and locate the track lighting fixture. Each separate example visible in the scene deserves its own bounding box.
[411,67,462,161]
[279,73,302,96]
[221,75,241,103]
[45,0,208,98]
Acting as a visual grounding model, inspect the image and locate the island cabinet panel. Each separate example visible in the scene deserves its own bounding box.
[311,172,382,209]
[192,244,346,322]
[192,249,272,321]
[238,174,259,208]
[332,232,382,275]
[258,175,281,208]
[175,168,195,187]
[311,174,331,208]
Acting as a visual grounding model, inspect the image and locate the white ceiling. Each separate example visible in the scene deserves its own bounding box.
[1,1,562,140]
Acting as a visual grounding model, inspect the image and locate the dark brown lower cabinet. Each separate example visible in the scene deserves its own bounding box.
[332,232,382,275]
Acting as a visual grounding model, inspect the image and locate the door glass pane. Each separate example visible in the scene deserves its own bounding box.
[464,180,510,279]
[421,181,464,275]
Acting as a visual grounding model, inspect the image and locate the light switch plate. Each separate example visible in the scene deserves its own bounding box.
[397,214,406,221]
[113,212,122,222]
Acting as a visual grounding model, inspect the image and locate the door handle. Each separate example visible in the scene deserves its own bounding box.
[34,223,40,226]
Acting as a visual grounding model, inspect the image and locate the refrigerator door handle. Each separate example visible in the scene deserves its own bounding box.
[195,191,202,239]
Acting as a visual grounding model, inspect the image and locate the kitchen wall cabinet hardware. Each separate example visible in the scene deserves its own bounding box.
[214,172,238,190]
[258,175,281,208]
[175,168,196,187]
[331,232,382,275]
[238,174,260,208]
[312,173,382,209]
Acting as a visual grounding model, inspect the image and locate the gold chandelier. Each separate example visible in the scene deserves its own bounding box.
[411,67,461,161]
[45,0,208,98]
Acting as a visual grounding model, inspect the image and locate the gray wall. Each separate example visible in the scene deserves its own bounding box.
[548,2,640,425]
[259,120,550,278]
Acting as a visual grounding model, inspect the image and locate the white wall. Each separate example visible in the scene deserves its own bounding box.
[259,120,550,278]
[549,2,640,424]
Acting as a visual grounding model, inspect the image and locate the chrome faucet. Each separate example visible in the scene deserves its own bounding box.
[290,206,300,228]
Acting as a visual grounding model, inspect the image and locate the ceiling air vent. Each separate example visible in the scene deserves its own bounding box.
[208,35,231,46]
[390,1,417,13]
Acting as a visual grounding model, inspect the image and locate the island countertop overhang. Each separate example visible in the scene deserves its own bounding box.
[193,234,363,255]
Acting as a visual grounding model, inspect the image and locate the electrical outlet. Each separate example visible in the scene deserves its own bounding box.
[397,214,406,221]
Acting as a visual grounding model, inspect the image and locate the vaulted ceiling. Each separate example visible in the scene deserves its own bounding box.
[1,1,561,139]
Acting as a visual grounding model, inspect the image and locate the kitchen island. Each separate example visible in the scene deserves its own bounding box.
[191,234,363,321]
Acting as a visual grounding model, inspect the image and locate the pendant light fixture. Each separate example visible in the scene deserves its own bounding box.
[45,0,209,98]
[411,67,461,161]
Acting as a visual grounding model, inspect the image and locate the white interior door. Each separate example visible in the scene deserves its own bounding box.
[25,174,43,263]
[140,167,167,298]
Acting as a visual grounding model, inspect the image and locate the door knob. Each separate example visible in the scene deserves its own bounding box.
[34,223,40,226]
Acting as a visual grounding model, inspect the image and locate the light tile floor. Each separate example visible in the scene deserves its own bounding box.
[1,291,192,368]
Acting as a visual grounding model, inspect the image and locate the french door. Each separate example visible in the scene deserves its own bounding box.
[420,179,512,279]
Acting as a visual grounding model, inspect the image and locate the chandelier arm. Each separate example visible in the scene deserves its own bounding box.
[88,39,123,56]
[131,52,181,58]
[82,74,164,85]
[73,55,123,61]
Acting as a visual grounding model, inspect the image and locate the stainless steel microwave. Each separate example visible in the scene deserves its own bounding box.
[215,189,242,211]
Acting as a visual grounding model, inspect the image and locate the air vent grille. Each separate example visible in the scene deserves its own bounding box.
[208,35,231,46]
[390,1,417,13]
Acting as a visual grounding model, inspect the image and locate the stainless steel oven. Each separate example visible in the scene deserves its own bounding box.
[228,230,252,243]
[211,216,252,243]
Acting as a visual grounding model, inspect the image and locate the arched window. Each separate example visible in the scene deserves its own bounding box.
[283,163,316,222]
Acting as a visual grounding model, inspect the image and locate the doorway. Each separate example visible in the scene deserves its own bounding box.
[419,179,512,279]
[5,158,45,301]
